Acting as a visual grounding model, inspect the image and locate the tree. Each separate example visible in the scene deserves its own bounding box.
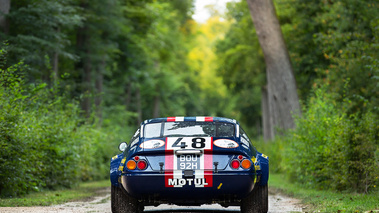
[246,0,301,139]
[3,0,82,82]
[0,0,10,34]
[74,0,120,120]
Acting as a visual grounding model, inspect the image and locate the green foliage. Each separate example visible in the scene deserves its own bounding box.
[284,0,379,111]
[103,0,205,121]
[0,0,198,198]
[3,0,82,79]
[253,138,284,174]
[217,0,378,194]
[283,86,378,193]
[259,86,378,194]
[269,173,379,212]
[0,48,122,197]
[215,0,265,135]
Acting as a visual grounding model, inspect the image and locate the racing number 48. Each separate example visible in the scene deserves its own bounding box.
[172,137,206,149]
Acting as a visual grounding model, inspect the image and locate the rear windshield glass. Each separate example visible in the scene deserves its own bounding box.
[144,122,235,138]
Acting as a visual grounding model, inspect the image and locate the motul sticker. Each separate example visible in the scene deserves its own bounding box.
[167,178,208,186]
[165,137,213,188]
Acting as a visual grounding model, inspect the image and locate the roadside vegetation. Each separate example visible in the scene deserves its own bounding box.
[257,85,378,193]
[258,85,379,211]
[0,180,108,207]
[221,0,378,195]
[269,173,379,212]
[220,0,379,210]
[0,47,133,196]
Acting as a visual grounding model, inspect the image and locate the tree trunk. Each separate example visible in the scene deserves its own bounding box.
[75,2,92,119]
[261,85,273,141]
[52,27,60,84]
[95,59,104,125]
[76,25,92,119]
[0,0,10,34]
[52,52,59,83]
[82,49,92,119]
[246,0,301,137]
[125,83,132,111]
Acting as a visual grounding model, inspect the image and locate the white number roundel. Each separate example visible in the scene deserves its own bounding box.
[140,139,165,149]
[213,139,239,148]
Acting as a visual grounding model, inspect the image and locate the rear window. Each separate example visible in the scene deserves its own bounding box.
[144,122,235,138]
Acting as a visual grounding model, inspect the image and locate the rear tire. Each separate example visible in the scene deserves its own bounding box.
[111,185,118,213]
[262,184,268,212]
[111,184,143,213]
[241,184,268,213]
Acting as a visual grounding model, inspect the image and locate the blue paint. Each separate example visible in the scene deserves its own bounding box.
[109,117,269,206]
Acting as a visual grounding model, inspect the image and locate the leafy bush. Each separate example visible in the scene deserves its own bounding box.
[0,46,131,197]
[0,60,84,195]
[0,49,37,196]
[283,86,378,193]
[254,138,284,174]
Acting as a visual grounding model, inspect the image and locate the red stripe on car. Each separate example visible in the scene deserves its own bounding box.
[205,117,213,122]
[165,138,174,187]
[167,117,176,122]
[204,137,213,187]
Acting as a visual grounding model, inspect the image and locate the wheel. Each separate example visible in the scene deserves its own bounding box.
[111,184,143,213]
[241,184,268,213]
[262,184,268,212]
[111,185,119,213]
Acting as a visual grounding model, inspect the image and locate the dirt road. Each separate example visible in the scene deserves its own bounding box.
[0,187,305,213]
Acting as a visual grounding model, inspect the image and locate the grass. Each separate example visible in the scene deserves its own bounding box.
[269,173,379,213]
[0,180,109,207]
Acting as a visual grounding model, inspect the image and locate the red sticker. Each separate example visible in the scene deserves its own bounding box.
[167,117,176,122]
[205,117,213,122]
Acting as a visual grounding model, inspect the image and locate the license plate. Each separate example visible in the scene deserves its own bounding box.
[177,154,200,170]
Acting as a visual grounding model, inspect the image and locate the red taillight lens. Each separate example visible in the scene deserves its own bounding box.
[230,160,240,169]
[238,155,244,160]
[137,160,147,170]
[134,156,140,161]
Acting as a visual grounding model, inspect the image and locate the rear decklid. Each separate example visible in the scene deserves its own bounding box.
[135,117,253,188]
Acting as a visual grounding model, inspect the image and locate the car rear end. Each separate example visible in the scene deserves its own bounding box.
[119,117,258,206]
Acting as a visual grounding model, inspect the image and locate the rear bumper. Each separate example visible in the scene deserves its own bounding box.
[120,171,256,205]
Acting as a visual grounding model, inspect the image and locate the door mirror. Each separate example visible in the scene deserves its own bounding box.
[119,142,127,152]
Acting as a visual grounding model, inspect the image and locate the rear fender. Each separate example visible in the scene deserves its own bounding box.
[110,153,124,187]
[254,152,269,186]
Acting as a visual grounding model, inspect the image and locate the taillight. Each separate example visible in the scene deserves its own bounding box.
[241,159,252,169]
[126,160,136,170]
[230,160,240,169]
[134,156,140,161]
[238,155,244,160]
[137,160,147,170]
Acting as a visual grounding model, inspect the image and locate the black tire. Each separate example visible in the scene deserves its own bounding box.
[111,184,143,213]
[262,184,268,212]
[111,185,119,213]
[241,184,268,213]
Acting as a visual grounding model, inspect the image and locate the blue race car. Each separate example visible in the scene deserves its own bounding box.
[110,117,269,213]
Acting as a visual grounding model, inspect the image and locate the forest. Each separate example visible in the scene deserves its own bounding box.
[0,0,378,197]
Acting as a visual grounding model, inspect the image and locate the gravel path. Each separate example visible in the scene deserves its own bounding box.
[0,187,305,213]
